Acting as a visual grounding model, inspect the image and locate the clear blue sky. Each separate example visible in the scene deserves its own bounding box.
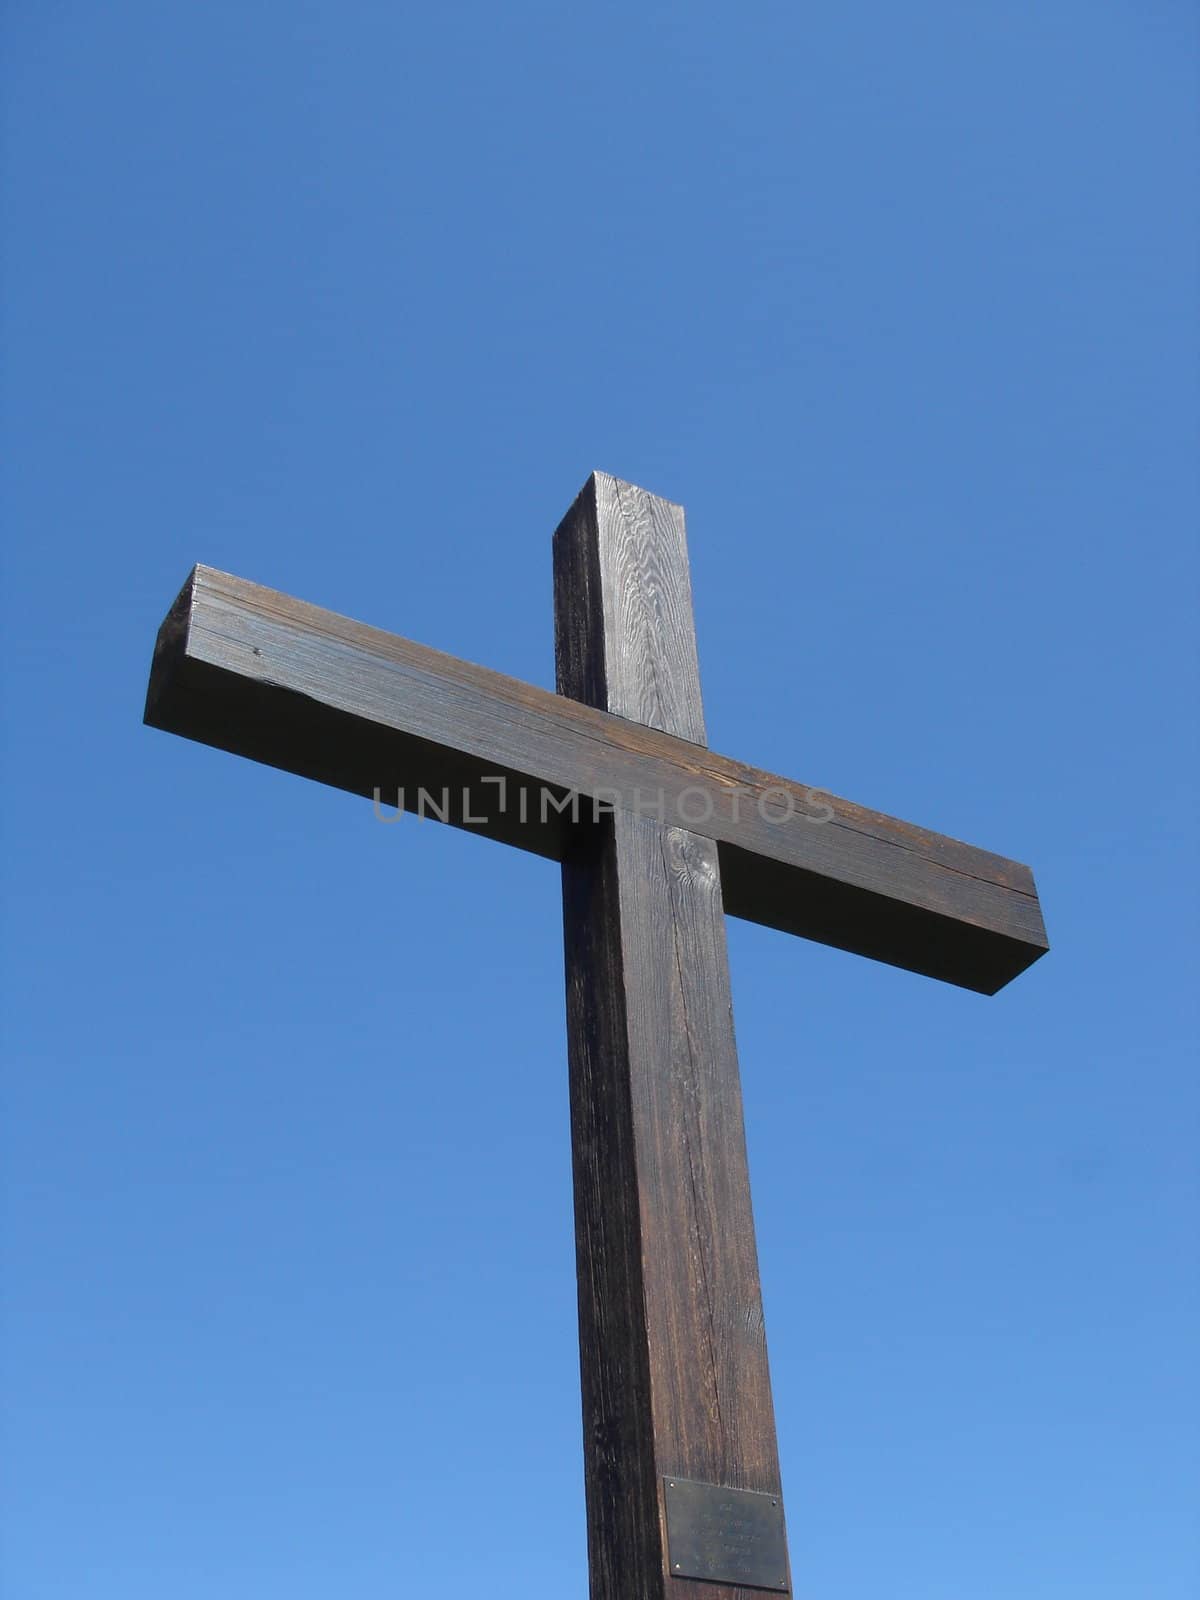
[2,4,1196,1596]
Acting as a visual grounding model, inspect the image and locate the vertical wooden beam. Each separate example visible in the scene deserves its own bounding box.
[556,473,790,1599]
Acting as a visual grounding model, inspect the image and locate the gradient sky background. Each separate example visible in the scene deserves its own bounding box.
[3,4,1197,1597]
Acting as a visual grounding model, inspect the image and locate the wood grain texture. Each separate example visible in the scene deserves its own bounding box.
[144,562,1048,994]
[557,477,787,1599]
[564,813,789,1600]
[554,472,707,743]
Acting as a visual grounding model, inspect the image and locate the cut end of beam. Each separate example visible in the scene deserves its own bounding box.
[143,567,200,731]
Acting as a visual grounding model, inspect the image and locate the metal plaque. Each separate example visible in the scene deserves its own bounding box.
[663,1476,789,1591]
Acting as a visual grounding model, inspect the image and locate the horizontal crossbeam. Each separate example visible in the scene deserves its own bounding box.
[144,565,1047,993]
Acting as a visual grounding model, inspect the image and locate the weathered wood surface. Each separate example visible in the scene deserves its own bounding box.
[558,474,787,1599]
[555,471,707,744]
[144,550,1047,994]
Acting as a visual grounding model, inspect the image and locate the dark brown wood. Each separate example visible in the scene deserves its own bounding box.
[144,552,1047,994]
[142,470,1049,1595]
[557,474,787,1599]
[555,471,707,744]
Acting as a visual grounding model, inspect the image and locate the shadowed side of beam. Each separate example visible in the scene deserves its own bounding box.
[144,564,1048,993]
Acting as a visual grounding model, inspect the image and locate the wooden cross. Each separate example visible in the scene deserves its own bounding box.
[144,472,1047,1598]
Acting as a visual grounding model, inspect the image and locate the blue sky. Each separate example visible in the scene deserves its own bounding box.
[2,4,1197,1596]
